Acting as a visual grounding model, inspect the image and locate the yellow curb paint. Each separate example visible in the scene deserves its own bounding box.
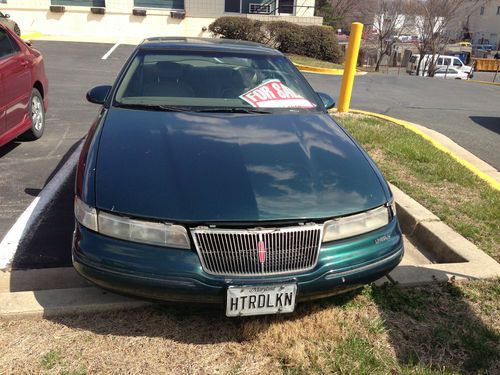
[21,32,43,40]
[293,63,344,75]
[332,108,500,191]
[293,63,366,76]
[465,79,500,87]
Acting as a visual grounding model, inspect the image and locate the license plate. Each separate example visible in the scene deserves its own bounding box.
[226,284,297,317]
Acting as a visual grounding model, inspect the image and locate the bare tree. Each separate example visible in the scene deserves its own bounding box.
[371,0,410,72]
[408,0,468,76]
[316,0,376,30]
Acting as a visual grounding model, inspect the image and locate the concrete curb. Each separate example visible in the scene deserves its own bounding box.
[389,183,500,286]
[0,267,89,293]
[0,287,149,320]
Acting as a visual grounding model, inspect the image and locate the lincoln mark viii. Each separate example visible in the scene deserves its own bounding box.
[73,38,403,317]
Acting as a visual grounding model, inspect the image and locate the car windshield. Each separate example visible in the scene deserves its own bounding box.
[114,49,321,112]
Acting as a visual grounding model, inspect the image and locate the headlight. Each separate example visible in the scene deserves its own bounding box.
[74,196,190,249]
[322,205,390,242]
[74,196,98,232]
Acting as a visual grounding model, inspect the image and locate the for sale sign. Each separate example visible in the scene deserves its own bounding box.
[239,79,316,109]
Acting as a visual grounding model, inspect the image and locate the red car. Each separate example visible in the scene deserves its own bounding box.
[0,24,48,147]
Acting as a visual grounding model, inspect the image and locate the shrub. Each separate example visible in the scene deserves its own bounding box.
[208,17,265,43]
[266,21,304,53]
[208,17,343,64]
[301,25,343,62]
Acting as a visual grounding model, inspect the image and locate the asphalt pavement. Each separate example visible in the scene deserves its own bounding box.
[0,40,499,270]
[0,41,135,240]
[304,72,500,169]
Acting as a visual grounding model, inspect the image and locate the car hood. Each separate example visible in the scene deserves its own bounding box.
[95,108,388,223]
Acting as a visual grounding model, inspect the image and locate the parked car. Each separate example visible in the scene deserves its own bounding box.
[407,53,473,77]
[0,11,20,36]
[0,24,48,147]
[73,37,403,317]
[433,67,469,80]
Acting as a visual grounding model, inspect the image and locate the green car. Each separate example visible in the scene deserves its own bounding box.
[73,38,403,317]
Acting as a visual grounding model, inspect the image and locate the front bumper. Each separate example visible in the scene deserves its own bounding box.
[72,218,403,304]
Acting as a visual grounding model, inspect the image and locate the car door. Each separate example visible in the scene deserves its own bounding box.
[0,27,31,134]
[0,58,4,136]
[0,27,11,136]
[452,58,463,70]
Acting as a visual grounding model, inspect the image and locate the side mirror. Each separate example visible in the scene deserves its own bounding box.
[86,85,111,105]
[317,92,335,110]
[4,14,10,19]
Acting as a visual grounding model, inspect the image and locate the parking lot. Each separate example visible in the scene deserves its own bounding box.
[0,40,499,272]
[0,38,499,375]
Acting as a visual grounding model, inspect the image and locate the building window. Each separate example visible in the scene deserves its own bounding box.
[51,0,105,6]
[497,6,500,15]
[278,0,294,14]
[225,0,240,13]
[134,0,184,9]
[480,6,484,15]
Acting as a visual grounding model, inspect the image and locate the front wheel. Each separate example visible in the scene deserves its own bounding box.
[22,88,45,140]
[14,24,21,36]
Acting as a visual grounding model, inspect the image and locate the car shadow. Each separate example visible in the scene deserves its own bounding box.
[40,288,363,345]
[0,141,21,158]
[371,277,499,373]
[8,139,83,271]
[469,116,500,135]
[10,169,75,270]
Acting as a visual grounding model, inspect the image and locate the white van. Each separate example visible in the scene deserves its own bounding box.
[406,54,473,77]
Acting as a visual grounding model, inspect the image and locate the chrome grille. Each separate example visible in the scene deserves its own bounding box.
[191,224,323,276]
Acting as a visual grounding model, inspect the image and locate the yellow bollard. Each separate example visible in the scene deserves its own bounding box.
[337,22,364,113]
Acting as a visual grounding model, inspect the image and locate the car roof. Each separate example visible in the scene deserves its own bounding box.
[139,37,282,55]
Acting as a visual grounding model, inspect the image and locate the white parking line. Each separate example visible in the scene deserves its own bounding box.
[0,144,82,270]
[101,42,120,60]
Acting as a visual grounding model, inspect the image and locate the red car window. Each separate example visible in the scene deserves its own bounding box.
[0,28,19,59]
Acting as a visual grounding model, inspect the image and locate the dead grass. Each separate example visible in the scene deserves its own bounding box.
[1,280,498,374]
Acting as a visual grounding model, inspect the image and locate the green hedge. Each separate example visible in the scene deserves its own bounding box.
[208,17,266,43]
[209,17,343,63]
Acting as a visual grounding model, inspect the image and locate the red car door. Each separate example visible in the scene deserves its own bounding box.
[0,27,31,136]
[0,58,4,136]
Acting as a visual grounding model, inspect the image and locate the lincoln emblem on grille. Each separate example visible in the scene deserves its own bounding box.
[258,237,266,264]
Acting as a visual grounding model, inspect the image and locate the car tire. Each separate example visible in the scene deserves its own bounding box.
[14,24,21,36]
[22,88,45,141]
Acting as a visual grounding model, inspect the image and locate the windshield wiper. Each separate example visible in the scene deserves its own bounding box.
[195,107,272,114]
[114,103,191,112]
[115,103,271,114]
